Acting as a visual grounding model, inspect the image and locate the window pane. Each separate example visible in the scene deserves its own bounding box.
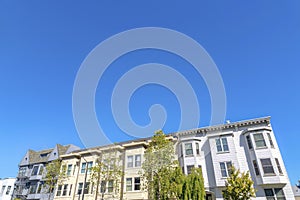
[222,138,229,152]
[196,143,200,155]
[216,139,222,152]
[220,162,227,177]
[185,143,193,155]
[126,178,132,191]
[267,133,274,148]
[134,177,140,191]
[108,180,113,193]
[264,189,274,196]
[127,156,133,168]
[135,155,141,167]
[261,159,275,174]
[81,163,86,173]
[77,183,83,195]
[254,133,266,148]
[246,135,253,149]
[275,158,283,174]
[253,160,260,176]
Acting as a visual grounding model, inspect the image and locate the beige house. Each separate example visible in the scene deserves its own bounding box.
[54,140,150,200]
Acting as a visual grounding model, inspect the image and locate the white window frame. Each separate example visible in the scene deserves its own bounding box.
[253,133,267,148]
[216,137,229,153]
[220,161,232,177]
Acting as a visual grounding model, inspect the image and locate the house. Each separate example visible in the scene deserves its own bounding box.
[52,117,294,200]
[0,178,16,200]
[12,144,80,200]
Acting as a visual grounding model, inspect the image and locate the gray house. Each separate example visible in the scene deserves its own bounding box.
[13,144,80,200]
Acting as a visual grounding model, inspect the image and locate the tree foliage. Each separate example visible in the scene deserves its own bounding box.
[222,166,256,200]
[182,167,205,200]
[142,130,180,200]
[44,160,66,200]
[89,147,123,200]
[142,130,205,200]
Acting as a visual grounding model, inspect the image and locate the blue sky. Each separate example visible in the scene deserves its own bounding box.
[0,1,299,184]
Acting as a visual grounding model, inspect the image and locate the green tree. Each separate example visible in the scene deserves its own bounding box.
[182,167,205,200]
[89,146,123,200]
[142,130,183,200]
[222,166,256,200]
[44,160,66,200]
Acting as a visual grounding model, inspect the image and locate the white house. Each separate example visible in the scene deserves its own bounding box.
[0,178,16,200]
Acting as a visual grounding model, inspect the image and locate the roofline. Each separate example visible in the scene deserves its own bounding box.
[174,116,271,136]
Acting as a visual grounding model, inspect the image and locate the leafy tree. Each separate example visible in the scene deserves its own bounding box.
[142,130,183,200]
[89,146,123,200]
[44,160,66,200]
[182,167,205,200]
[189,167,205,200]
[222,166,256,200]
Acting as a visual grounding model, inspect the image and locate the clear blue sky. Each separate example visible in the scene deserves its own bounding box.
[0,1,299,184]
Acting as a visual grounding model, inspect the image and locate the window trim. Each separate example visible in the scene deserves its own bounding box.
[253,133,267,148]
[184,143,193,156]
[220,161,232,178]
[246,135,253,150]
[253,160,260,176]
[216,137,229,153]
[260,158,275,175]
[275,158,283,175]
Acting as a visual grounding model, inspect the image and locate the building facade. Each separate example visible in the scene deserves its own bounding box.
[13,144,80,200]
[0,178,16,200]
[53,117,294,200]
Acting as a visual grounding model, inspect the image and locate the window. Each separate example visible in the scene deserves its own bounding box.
[37,184,42,193]
[134,177,140,191]
[107,180,113,193]
[84,182,90,194]
[187,165,194,174]
[220,161,232,177]
[253,160,260,176]
[87,162,93,173]
[275,158,283,175]
[246,135,253,149]
[31,166,39,176]
[265,189,275,200]
[127,156,133,168]
[135,155,141,167]
[264,188,286,200]
[67,164,72,176]
[77,183,83,195]
[38,166,44,175]
[56,185,62,196]
[100,181,106,193]
[274,188,286,200]
[19,167,27,177]
[69,184,73,196]
[216,137,229,152]
[1,186,5,194]
[126,178,132,191]
[29,184,37,194]
[81,163,86,174]
[185,143,193,155]
[62,184,68,196]
[6,186,11,195]
[253,133,266,148]
[261,158,275,175]
[267,133,274,148]
[196,143,200,155]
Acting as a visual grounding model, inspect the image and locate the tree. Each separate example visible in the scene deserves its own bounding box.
[44,160,66,200]
[89,146,123,200]
[142,130,183,200]
[182,167,205,200]
[222,166,256,200]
